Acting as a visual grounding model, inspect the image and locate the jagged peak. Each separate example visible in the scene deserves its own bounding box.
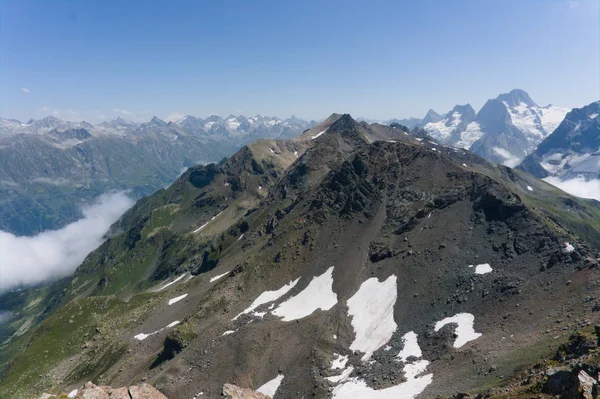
[496,89,537,108]
[149,116,166,125]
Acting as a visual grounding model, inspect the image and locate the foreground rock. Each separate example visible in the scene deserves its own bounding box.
[40,382,168,399]
[223,383,272,399]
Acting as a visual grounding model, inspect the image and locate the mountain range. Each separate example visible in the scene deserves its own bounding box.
[420,89,570,166]
[1,114,600,399]
[0,114,313,235]
[518,100,600,181]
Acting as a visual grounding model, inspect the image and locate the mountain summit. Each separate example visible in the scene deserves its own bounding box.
[496,88,537,108]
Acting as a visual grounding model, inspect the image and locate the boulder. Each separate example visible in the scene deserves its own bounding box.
[578,370,597,399]
[128,383,168,399]
[222,383,272,399]
[106,387,131,399]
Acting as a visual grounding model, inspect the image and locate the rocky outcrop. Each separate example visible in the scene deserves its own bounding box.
[40,382,168,399]
[222,383,271,399]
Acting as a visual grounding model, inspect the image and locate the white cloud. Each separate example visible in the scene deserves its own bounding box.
[0,191,134,293]
[113,108,133,116]
[165,111,186,122]
[543,176,600,201]
[492,147,522,168]
[21,88,31,93]
[0,311,11,324]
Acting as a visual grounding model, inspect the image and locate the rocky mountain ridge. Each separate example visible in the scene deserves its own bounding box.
[2,114,600,399]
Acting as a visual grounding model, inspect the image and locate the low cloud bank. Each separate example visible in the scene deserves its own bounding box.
[0,192,134,293]
[543,176,600,202]
[0,311,11,324]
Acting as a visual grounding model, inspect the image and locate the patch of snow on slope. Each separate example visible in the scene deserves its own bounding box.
[312,129,327,140]
[539,105,570,134]
[192,221,210,233]
[468,263,492,275]
[434,313,481,348]
[67,390,78,398]
[237,233,244,241]
[505,102,545,138]
[232,278,300,320]
[455,122,483,149]
[134,321,180,341]
[347,275,397,361]
[271,267,337,321]
[590,113,599,119]
[210,271,230,282]
[397,331,422,361]
[331,353,349,370]
[168,293,188,305]
[222,330,235,336]
[527,185,533,191]
[331,359,432,398]
[424,112,461,140]
[256,374,284,397]
[326,366,355,383]
[155,273,187,292]
[226,118,240,130]
[564,242,575,253]
[192,211,223,233]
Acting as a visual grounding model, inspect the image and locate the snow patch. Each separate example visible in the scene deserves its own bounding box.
[397,331,422,361]
[331,353,349,370]
[455,122,483,149]
[222,330,235,336]
[347,275,397,361]
[271,267,337,321]
[312,129,327,140]
[527,185,533,191]
[233,278,300,320]
[155,273,187,292]
[210,271,230,282]
[67,390,78,398]
[590,113,598,119]
[331,360,432,398]
[434,313,481,348]
[168,293,188,305]
[468,263,492,275]
[237,233,244,241]
[564,242,575,253]
[257,374,284,397]
[326,366,355,383]
[134,321,180,341]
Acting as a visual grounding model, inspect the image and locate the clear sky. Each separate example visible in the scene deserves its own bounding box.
[1,0,598,123]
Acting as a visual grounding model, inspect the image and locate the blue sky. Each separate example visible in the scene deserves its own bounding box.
[1,0,598,122]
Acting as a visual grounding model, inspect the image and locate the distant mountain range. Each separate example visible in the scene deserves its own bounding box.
[0,114,313,235]
[388,89,570,167]
[518,100,600,180]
